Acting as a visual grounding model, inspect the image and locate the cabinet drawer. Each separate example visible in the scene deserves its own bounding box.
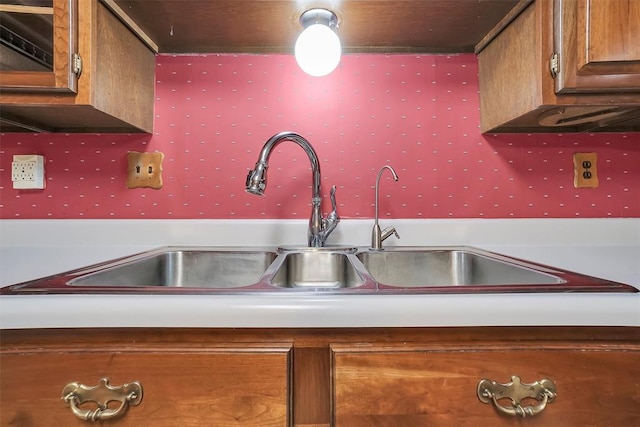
[332,344,640,426]
[1,345,291,426]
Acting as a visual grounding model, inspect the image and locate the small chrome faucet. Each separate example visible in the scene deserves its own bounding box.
[246,131,339,247]
[371,165,399,250]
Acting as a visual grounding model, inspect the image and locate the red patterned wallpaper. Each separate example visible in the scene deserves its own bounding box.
[1,54,639,219]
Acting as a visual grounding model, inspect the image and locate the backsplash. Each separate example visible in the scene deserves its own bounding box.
[1,53,638,219]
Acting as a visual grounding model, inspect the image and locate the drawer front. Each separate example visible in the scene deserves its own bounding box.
[332,345,640,426]
[1,346,291,426]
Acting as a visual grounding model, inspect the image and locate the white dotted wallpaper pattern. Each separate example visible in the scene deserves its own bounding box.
[1,54,639,218]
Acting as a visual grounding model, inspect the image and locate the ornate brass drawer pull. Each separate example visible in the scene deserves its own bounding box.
[477,375,557,417]
[61,378,143,422]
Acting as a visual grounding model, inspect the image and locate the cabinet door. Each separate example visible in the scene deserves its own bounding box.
[1,345,291,426]
[554,0,640,93]
[332,344,640,426]
[0,0,78,93]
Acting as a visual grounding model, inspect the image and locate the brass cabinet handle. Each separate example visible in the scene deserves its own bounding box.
[61,378,143,422]
[477,375,557,417]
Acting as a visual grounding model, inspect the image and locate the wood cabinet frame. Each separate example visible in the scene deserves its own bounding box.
[554,0,640,93]
[0,0,78,93]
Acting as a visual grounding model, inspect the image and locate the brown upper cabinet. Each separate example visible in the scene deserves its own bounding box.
[2,0,639,133]
[478,0,640,133]
[0,0,155,133]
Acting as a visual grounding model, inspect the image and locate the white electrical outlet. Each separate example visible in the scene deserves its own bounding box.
[12,155,45,189]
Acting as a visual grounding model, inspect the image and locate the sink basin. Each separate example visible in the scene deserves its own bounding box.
[356,247,636,293]
[69,249,277,288]
[269,250,366,289]
[6,248,278,293]
[357,249,561,286]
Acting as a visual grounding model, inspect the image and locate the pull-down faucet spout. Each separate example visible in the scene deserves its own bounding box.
[246,131,339,247]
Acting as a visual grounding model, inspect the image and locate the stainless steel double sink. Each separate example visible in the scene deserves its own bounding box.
[3,246,636,294]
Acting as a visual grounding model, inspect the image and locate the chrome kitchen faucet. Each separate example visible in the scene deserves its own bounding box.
[246,131,339,247]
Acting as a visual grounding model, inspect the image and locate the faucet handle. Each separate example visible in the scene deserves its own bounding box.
[326,185,339,223]
[329,185,338,213]
[381,226,400,241]
[320,185,339,245]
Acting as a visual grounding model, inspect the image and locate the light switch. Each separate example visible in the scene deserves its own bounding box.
[127,151,164,189]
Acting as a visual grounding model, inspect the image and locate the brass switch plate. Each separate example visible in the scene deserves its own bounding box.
[573,152,598,188]
[127,151,164,189]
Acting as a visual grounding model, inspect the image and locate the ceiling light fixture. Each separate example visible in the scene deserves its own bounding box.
[294,8,341,77]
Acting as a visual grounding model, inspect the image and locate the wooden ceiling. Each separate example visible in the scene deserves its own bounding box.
[113,0,521,54]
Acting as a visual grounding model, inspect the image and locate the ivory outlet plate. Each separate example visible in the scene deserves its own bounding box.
[12,154,45,189]
[573,152,598,188]
[127,151,164,189]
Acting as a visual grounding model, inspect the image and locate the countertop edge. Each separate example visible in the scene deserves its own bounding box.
[2,293,639,329]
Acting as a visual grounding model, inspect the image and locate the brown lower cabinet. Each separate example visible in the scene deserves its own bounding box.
[333,344,640,426]
[1,327,638,426]
[1,341,291,426]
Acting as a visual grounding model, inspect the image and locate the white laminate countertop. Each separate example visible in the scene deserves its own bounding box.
[1,218,639,329]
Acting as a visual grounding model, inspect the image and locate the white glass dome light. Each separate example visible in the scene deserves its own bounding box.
[295,9,341,77]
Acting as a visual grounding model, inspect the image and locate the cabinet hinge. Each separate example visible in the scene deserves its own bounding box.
[549,52,559,78]
[72,53,83,78]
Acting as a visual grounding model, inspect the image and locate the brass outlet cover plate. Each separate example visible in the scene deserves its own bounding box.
[127,151,164,189]
[573,152,598,189]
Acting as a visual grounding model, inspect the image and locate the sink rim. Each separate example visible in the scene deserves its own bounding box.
[2,246,282,294]
[1,245,636,295]
[277,245,358,254]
